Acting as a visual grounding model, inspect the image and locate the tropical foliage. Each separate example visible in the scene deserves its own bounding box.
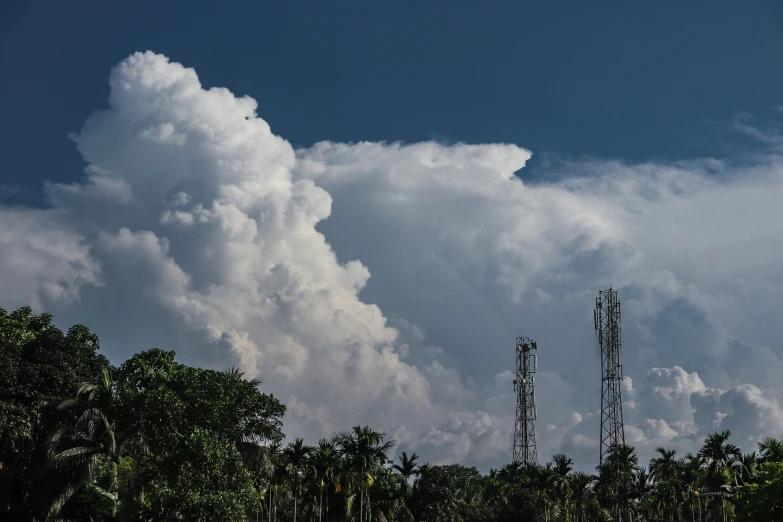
[2,306,782,521]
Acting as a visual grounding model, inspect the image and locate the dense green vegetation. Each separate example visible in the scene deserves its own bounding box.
[1,306,781,521]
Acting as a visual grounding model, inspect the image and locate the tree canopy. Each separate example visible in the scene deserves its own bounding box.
[2,305,782,522]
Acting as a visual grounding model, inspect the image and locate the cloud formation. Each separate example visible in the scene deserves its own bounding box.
[2,52,782,471]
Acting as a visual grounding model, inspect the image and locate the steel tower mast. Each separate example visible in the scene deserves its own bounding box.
[595,288,625,466]
[512,337,538,464]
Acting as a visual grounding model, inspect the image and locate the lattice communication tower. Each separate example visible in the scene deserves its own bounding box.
[595,288,625,466]
[512,337,538,464]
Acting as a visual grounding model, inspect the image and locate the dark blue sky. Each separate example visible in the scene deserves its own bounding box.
[2,0,782,205]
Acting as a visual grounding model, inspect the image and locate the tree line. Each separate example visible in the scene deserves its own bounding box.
[1,306,781,521]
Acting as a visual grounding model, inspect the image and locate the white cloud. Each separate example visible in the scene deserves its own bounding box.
[0,208,101,310]
[295,136,783,467]
[404,411,510,467]
[46,165,134,206]
[2,51,783,471]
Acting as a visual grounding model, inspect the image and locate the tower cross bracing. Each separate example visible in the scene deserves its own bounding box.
[513,336,538,464]
[595,288,625,466]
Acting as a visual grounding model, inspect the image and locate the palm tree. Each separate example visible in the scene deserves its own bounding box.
[309,439,341,522]
[699,431,741,522]
[483,469,506,511]
[551,454,573,521]
[237,442,277,522]
[392,452,418,499]
[699,431,741,491]
[649,447,678,481]
[270,444,287,522]
[583,497,614,522]
[530,462,557,522]
[649,447,679,519]
[597,444,638,522]
[632,467,652,521]
[757,437,783,464]
[283,438,312,522]
[569,471,594,522]
[43,367,143,521]
[735,452,757,486]
[369,465,413,522]
[335,426,394,522]
[261,442,282,522]
[498,460,525,489]
[678,453,704,522]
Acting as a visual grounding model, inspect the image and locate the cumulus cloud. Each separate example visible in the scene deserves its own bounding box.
[619,367,783,462]
[294,135,783,468]
[2,51,783,471]
[0,208,101,310]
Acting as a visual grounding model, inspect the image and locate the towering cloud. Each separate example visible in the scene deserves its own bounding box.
[1,52,782,470]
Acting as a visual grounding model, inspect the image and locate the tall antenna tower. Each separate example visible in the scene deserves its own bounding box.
[513,337,538,464]
[595,288,625,466]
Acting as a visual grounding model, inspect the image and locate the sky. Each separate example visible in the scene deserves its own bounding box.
[2,1,783,471]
